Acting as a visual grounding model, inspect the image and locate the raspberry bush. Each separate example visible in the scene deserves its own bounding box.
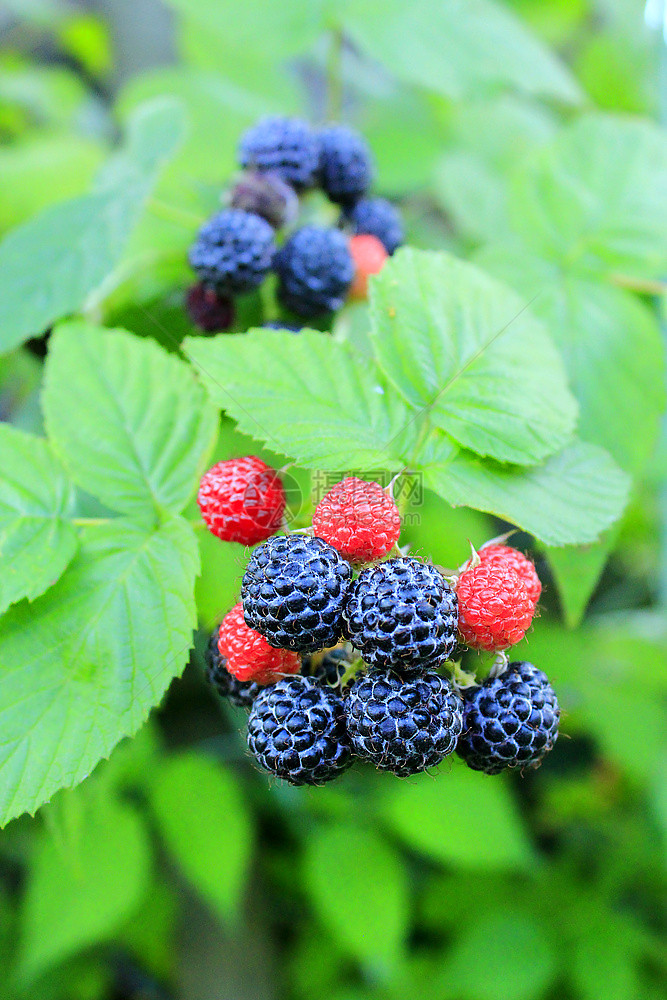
[0,2,664,997]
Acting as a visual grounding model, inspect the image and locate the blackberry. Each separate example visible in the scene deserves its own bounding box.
[263,321,303,332]
[343,557,458,672]
[457,662,560,774]
[185,283,235,332]
[317,124,374,205]
[241,534,352,653]
[344,197,403,255]
[273,226,354,318]
[344,668,463,776]
[238,116,319,189]
[229,170,298,229]
[188,209,275,294]
[204,630,259,709]
[247,674,352,785]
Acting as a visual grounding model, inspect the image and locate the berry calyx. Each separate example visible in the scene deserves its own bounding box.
[344,668,464,776]
[313,476,400,563]
[247,674,352,785]
[343,557,458,671]
[217,604,300,684]
[475,544,542,607]
[348,234,388,299]
[197,456,285,546]
[456,661,560,774]
[242,534,353,653]
[229,170,298,229]
[456,562,535,652]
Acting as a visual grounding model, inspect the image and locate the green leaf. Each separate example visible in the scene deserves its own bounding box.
[0,425,77,615]
[303,824,408,964]
[475,248,666,474]
[19,792,151,982]
[444,909,557,1000]
[43,322,218,519]
[475,245,665,621]
[0,517,198,826]
[424,440,630,547]
[380,762,532,869]
[369,249,577,465]
[184,329,412,471]
[0,136,103,234]
[0,98,185,354]
[509,114,667,278]
[347,0,582,104]
[151,753,253,921]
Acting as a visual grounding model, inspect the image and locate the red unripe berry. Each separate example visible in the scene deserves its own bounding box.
[217,604,301,684]
[313,476,401,563]
[348,234,388,299]
[198,456,285,545]
[477,544,542,607]
[457,563,534,652]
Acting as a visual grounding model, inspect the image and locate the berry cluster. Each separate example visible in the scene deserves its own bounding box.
[200,460,559,785]
[186,117,404,331]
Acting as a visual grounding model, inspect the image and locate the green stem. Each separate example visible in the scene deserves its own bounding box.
[326,26,344,121]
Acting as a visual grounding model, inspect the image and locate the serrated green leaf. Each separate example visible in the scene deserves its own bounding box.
[303,824,408,964]
[423,440,630,547]
[184,329,412,471]
[151,753,253,921]
[379,762,532,869]
[0,98,185,354]
[0,517,198,826]
[347,0,582,103]
[19,792,151,982]
[509,114,667,278]
[43,322,218,519]
[475,245,665,621]
[369,250,577,465]
[0,425,77,615]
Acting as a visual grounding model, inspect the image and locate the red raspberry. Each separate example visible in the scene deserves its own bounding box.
[312,477,401,563]
[456,563,534,652]
[477,544,542,607]
[198,456,285,545]
[218,604,301,684]
[348,234,388,299]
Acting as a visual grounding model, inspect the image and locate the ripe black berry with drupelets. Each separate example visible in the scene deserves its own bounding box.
[197,461,559,785]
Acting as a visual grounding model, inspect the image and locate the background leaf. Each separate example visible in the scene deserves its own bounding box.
[369,249,577,465]
[43,322,218,519]
[0,517,198,827]
[0,425,77,615]
[19,792,151,982]
[379,762,532,869]
[0,98,185,354]
[303,824,408,965]
[151,753,253,922]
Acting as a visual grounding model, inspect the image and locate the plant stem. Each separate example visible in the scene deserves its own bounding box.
[610,273,667,295]
[326,26,344,121]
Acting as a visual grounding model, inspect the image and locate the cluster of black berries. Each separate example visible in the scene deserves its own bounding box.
[205,529,560,787]
[186,117,404,331]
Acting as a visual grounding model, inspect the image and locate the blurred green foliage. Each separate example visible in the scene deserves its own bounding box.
[0,1,665,998]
